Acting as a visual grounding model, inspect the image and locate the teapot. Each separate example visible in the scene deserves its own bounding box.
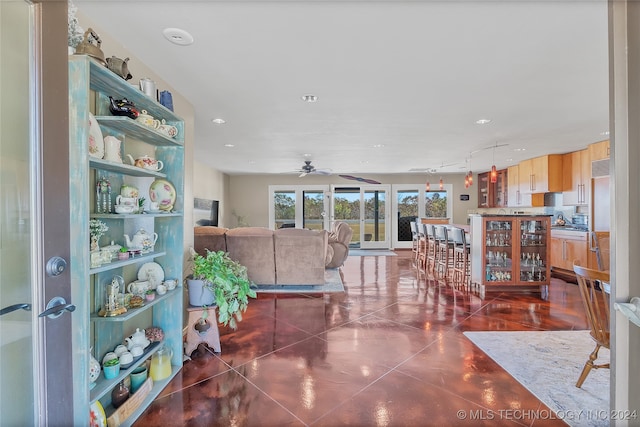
[126,154,163,171]
[108,96,139,120]
[124,229,158,253]
[105,56,133,81]
[120,184,139,198]
[156,119,178,138]
[555,214,566,226]
[125,328,150,350]
[139,78,157,99]
[135,110,160,129]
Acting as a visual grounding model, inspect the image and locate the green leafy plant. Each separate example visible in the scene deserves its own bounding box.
[189,249,257,329]
[103,358,119,367]
[119,246,128,253]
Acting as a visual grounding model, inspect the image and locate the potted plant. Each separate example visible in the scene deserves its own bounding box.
[118,246,129,260]
[187,248,257,329]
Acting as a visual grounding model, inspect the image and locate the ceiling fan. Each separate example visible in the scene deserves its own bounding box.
[296,160,331,177]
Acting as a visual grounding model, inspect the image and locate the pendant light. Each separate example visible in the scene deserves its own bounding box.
[439,176,444,191]
[426,181,431,191]
[490,144,498,183]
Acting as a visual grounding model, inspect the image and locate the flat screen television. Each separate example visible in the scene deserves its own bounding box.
[194,198,219,226]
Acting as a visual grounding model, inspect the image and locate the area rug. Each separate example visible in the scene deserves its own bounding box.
[349,249,397,257]
[464,330,609,427]
[254,268,344,293]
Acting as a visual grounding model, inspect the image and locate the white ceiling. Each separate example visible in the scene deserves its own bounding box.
[75,0,609,178]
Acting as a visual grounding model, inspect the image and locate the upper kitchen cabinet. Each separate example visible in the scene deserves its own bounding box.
[589,140,610,161]
[562,149,590,206]
[478,169,507,208]
[519,155,563,194]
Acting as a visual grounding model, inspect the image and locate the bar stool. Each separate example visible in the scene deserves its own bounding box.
[416,220,427,270]
[423,223,437,276]
[434,225,455,281]
[451,227,470,288]
[410,221,419,263]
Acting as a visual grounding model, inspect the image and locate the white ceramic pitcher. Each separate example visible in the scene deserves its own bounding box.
[103,136,122,163]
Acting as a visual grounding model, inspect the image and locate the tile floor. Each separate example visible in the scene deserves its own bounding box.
[134,251,587,426]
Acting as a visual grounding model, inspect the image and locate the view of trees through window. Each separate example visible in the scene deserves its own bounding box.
[425,191,448,217]
[397,191,448,218]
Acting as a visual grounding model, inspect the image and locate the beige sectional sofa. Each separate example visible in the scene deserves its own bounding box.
[194,226,335,285]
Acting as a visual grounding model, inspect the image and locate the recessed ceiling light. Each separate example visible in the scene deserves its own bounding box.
[514,148,526,152]
[372,144,385,148]
[601,131,610,136]
[475,119,491,125]
[301,94,318,103]
[162,28,194,46]
[224,144,234,148]
[211,118,226,124]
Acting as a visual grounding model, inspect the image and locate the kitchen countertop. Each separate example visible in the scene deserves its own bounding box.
[470,214,553,217]
[551,226,589,232]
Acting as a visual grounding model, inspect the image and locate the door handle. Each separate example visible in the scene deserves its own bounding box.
[0,303,32,316]
[38,296,75,319]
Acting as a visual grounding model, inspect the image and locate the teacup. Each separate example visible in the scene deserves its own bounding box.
[116,195,137,206]
[114,204,136,214]
[156,284,167,295]
[130,345,144,357]
[163,279,177,290]
[119,351,134,365]
[114,344,128,357]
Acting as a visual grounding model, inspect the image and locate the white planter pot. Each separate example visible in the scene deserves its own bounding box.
[186,278,215,307]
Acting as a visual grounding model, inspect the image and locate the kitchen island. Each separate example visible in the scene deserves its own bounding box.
[470,214,552,294]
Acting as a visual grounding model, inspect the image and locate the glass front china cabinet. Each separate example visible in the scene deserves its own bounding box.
[470,215,551,291]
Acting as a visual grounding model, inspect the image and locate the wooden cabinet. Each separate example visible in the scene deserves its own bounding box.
[589,139,610,161]
[69,56,184,425]
[562,149,590,205]
[470,215,551,291]
[520,155,563,193]
[507,164,544,208]
[550,229,589,272]
[477,169,507,208]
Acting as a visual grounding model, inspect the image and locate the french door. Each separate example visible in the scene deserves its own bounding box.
[269,185,331,230]
[392,184,454,249]
[0,1,75,425]
[331,185,390,249]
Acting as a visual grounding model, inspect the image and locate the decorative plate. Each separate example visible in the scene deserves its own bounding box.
[149,179,176,212]
[138,262,165,289]
[88,112,104,159]
[89,401,106,427]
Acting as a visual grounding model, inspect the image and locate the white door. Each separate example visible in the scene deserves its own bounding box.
[331,185,390,249]
[0,1,74,425]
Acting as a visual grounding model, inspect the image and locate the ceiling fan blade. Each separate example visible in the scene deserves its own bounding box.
[299,171,307,177]
[338,174,381,184]
[311,169,332,176]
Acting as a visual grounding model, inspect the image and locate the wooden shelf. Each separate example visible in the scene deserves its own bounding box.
[89,251,166,275]
[90,342,162,404]
[90,158,167,178]
[95,117,183,147]
[102,365,181,427]
[90,289,180,322]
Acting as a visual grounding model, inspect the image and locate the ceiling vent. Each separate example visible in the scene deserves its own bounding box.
[591,159,610,177]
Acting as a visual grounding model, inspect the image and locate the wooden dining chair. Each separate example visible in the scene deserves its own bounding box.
[573,263,611,388]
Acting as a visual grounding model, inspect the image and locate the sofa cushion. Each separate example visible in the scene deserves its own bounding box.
[194,226,228,254]
[273,228,328,285]
[225,227,276,285]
